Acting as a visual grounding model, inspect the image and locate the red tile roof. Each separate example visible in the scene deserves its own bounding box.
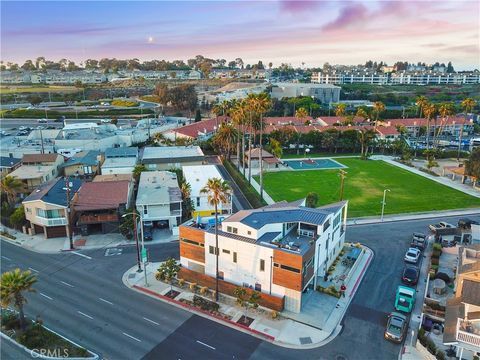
[74,181,130,211]
[376,126,400,135]
[173,117,228,139]
[386,116,467,127]
[264,116,313,125]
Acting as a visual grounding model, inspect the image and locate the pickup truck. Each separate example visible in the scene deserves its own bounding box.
[429,221,455,232]
[411,233,427,251]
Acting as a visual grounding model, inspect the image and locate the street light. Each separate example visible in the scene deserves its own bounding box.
[122,212,142,272]
[381,189,391,222]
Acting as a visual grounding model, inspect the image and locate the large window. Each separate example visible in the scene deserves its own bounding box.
[196,197,200,207]
[233,252,237,263]
[260,259,265,272]
[274,262,300,273]
[36,208,63,218]
[209,246,218,255]
[181,238,204,247]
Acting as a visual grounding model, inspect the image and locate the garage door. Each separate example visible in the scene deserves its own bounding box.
[33,224,44,235]
[46,226,67,238]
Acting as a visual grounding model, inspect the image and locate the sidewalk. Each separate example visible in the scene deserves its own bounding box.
[122,245,373,349]
[0,225,175,254]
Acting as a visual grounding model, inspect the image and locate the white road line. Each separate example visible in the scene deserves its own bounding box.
[196,340,216,350]
[122,332,141,342]
[1,256,11,261]
[99,298,113,305]
[39,293,53,300]
[143,317,159,325]
[28,267,39,273]
[77,311,94,320]
[60,281,74,287]
[71,251,92,260]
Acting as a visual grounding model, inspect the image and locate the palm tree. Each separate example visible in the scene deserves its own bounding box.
[295,108,309,122]
[423,103,437,150]
[358,129,376,159]
[415,96,428,118]
[1,268,37,330]
[152,132,172,146]
[372,101,385,131]
[461,98,477,115]
[0,176,23,206]
[231,101,247,171]
[200,178,231,301]
[268,138,283,159]
[434,102,454,149]
[335,103,347,118]
[212,124,237,160]
[355,107,369,123]
[252,93,271,200]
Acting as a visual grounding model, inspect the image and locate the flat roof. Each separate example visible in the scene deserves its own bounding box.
[10,165,55,179]
[101,157,137,168]
[136,171,181,205]
[183,165,224,196]
[142,146,204,163]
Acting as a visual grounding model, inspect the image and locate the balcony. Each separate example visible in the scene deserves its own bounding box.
[79,213,119,224]
[456,319,480,347]
[36,216,67,227]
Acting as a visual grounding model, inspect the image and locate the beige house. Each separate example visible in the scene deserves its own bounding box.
[22,178,83,238]
[62,151,103,178]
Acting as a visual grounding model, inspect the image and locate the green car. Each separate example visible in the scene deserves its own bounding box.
[395,285,415,313]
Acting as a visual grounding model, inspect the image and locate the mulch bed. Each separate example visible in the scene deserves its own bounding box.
[236,315,254,327]
[164,290,180,299]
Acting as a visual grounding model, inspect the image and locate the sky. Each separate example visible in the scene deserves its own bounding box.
[1,0,479,70]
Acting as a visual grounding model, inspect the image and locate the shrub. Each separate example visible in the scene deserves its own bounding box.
[193,295,219,312]
[178,278,185,287]
[271,310,278,319]
[189,282,198,292]
[432,250,441,258]
[426,337,437,354]
[432,243,442,252]
[431,257,439,266]
[431,264,439,271]
[436,350,446,360]
[199,286,208,295]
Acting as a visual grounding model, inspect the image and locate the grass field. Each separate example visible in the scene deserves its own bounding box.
[0,86,80,94]
[256,158,480,217]
[282,152,358,159]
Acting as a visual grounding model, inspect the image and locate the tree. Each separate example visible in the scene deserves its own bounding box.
[26,95,42,106]
[295,107,309,121]
[461,98,477,114]
[1,268,37,330]
[268,138,283,159]
[465,148,480,180]
[180,181,194,220]
[434,102,454,149]
[110,117,118,125]
[194,109,202,122]
[372,101,385,130]
[233,287,247,306]
[358,129,376,159]
[305,192,319,208]
[0,176,23,206]
[156,258,180,284]
[212,124,237,160]
[335,103,347,118]
[248,290,261,309]
[200,178,231,301]
[423,102,437,150]
[132,164,147,181]
[415,96,428,118]
[152,132,172,146]
[446,61,454,73]
[9,206,25,229]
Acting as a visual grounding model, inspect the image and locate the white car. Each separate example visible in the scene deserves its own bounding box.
[404,247,421,264]
[429,221,455,231]
[37,118,48,123]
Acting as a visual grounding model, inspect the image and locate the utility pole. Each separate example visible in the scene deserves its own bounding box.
[339,169,347,201]
[65,177,74,250]
[381,189,391,222]
[140,205,149,287]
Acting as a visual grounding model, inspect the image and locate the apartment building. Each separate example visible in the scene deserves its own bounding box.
[179,200,348,312]
[183,165,232,217]
[271,83,340,103]
[443,245,480,358]
[22,177,83,238]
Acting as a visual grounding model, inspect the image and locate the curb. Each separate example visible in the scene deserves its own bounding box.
[132,285,276,342]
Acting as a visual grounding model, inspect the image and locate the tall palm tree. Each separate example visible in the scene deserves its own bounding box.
[434,102,454,149]
[295,108,309,122]
[200,178,231,302]
[212,124,237,160]
[372,101,385,131]
[0,176,23,206]
[251,93,271,199]
[415,96,428,118]
[355,107,369,123]
[1,268,37,330]
[423,103,437,150]
[461,98,477,115]
[231,101,247,171]
[335,103,347,118]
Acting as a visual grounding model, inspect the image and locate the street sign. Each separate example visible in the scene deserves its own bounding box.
[141,248,148,262]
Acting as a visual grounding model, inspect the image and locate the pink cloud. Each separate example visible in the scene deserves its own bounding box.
[279,1,321,14]
[322,3,369,32]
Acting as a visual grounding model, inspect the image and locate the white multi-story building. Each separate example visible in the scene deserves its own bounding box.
[271,83,340,103]
[182,165,232,217]
[179,200,348,312]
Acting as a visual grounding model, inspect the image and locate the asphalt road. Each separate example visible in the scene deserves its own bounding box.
[1,214,478,360]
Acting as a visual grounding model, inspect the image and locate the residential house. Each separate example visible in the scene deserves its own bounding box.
[244,148,280,170]
[443,245,480,358]
[10,154,64,193]
[104,147,138,159]
[136,171,182,231]
[62,151,104,178]
[22,177,82,238]
[162,117,226,142]
[178,200,348,312]
[183,165,232,217]
[0,156,21,176]
[142,146,205,170]
[93,174,133,183]
[73,180,133,235]
[101,157,137,175]
[21,153,64,174]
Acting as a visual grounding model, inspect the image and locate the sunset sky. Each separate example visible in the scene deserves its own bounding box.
[1,1,479,70]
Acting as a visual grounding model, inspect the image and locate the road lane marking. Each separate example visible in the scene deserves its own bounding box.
[196,340,216,350]
[71,251,92,260]
[122,332,141,342]
[99,298,113,305]
[77,311,94,320]
[143,317,159,325]
[28,267,39,273]
[60,281,74,287]
[39,293,53,300]
[1,256,11,261]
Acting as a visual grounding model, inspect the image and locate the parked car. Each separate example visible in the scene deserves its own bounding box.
[143,227,153,241]
[384,312,408,343]
[402,266,419,285]
[411,233,427,251]
[37,118,48,123]
[457,218,479,229]
[404,247,421,264]
[429,221,455,232]
[395,285,415,313]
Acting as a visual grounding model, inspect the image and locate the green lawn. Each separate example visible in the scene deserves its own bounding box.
[281,152,358,159]
[0,85,80,94]
[256,158,480,217]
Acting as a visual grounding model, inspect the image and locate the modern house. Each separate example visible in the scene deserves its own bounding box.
[101,157,137,175]
[443,245,480,358]
[0,156,21,176]
[178,200,348,312]
[22,177,83,238]
[73,180,133,235]
[10,153,65,193]
[162,118,226,142]
[141,146,204,170]
[183,165,232,217]
[136,171,182,231]
[62,151,104,178]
